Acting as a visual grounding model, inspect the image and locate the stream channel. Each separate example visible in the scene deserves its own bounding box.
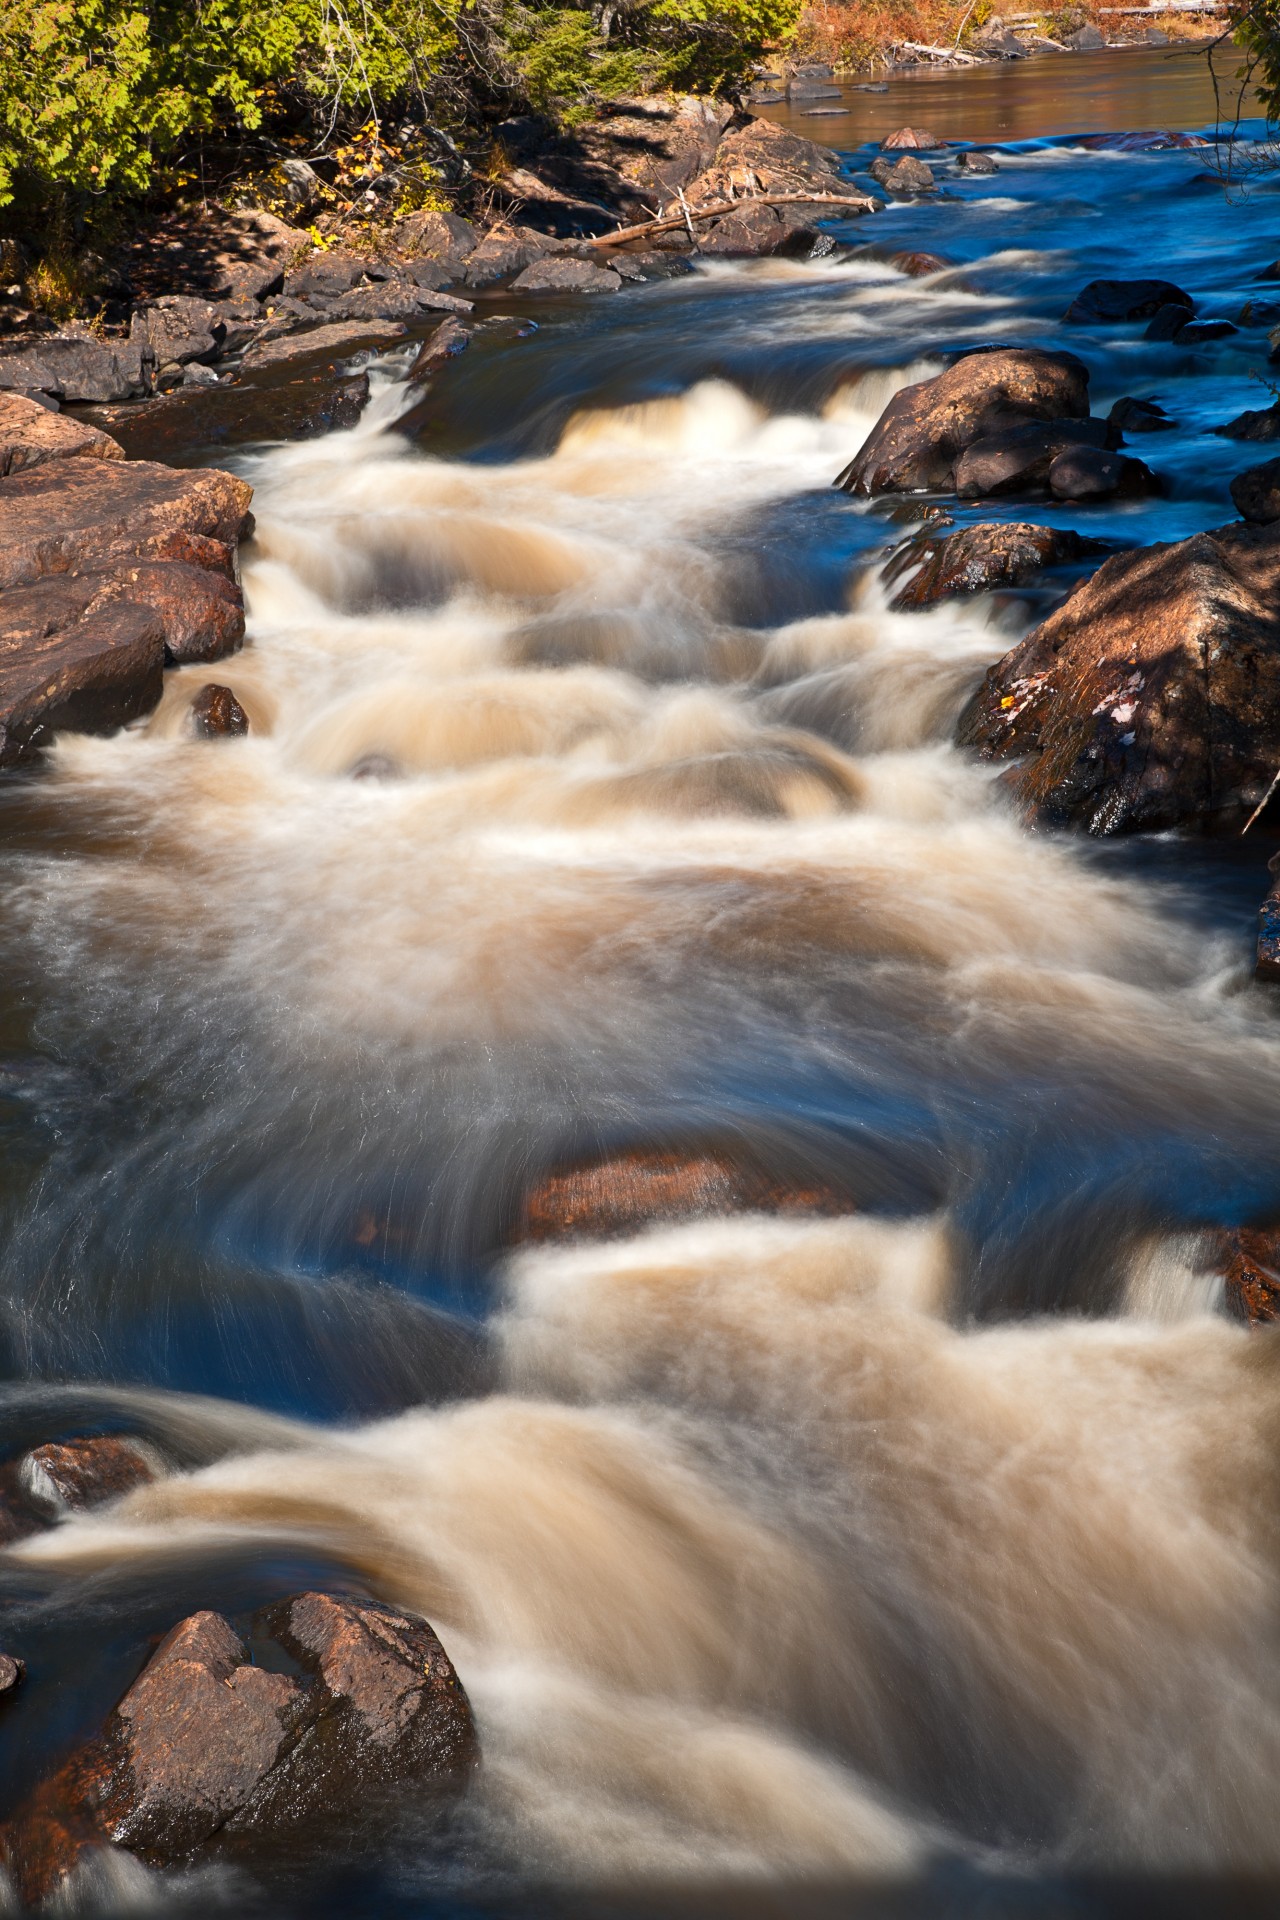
[3,40,1280,1920]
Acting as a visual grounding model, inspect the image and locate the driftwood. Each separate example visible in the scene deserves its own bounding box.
[584,190,876,250]
[895,39,980,61]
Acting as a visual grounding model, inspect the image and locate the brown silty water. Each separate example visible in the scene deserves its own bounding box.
[2,46,1280,1909]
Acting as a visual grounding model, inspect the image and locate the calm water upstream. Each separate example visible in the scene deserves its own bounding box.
[5,43,1280,1920]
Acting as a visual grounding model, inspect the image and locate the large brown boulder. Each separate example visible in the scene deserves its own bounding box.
[835,348,1091,496]
[0,395,122,476]
[0,459,251,764]
[0,1431,161,1545]
[958,520,1280,832]
[0,459,251,594]
[2,1595,477,1905]
[884,521,1095,610]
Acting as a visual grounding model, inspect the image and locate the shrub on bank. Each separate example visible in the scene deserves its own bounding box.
[0,0,797,280]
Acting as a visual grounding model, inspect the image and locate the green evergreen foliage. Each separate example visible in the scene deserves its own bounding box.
[0,0,798,250]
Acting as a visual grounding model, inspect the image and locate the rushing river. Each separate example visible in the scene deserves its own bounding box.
[4,44,1280,1920]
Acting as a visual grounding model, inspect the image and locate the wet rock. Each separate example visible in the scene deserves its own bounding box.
[885,250,952,276]
[1064,278,1193,324]
[0,393,122,475]
[1217,1227,1280,1321]
[1175,318,1238,344]
[956,150,999,173]
[885,521,1094,610]
[1144,301,1195,341]
[0,597,165,766]
[22,1436,157,1514]
[882,126,941,150]
[835,346,1090,496]
[1231,456,1280,524]
[1215,401,1280,442]
[190,683,249,738]
[238,319,407,371]
[1064,22,1105,48]
[958,519,1280,832]
[407,317,472,381]
[954,417,1113,498]
[511,256,622,293]
[1109,395,1175,434]
[0,333,151,404]
[2,1594,477,1904]
[880,156,935,194]
[519,1149,849,1241]
[0,460,250,764]
[0,1654,24,1697]
[698,204,816,256]
[1047,444,1158,501]
[1259,870,1280,982]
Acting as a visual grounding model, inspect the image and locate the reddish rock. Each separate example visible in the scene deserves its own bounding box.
[0,459,251,595]
[1217,1228,1280,1324]
[885,521,1094,610]
[190,684,249,738]
[0,598,165,766]
[88,561,244,664]
[958,520,1280,832]
[882,156,935,194]
[885,251,953,277]
[519,1149,848,1241]
[0,460,250,765]
[697,204,815,257]
[0,1654,23,1696]
[835,347,1090,496]
[1,1594,477,1904]
[408,318,471,381]
[22,1436,157,1515]
[882,126,942,150]
[0,394,122,476]
[392,209,479,276]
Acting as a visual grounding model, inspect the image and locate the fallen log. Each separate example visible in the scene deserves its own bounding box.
[584,190,876,251]
[895,40,981,62]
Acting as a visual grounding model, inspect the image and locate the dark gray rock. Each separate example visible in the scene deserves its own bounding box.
[1047,444,1158,500]
[1231,456,1280,524]
[1064,278,1193,323]
[0,333,152,403]
[511,257,622,293]
[1109,395,1175,434]
[953,417,1112,498]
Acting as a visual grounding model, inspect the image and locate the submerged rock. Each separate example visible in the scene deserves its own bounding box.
[1,1594,477,1904]
[836,347,1090,496]
[1063,278,1193,324]
[885,521,1095,610]
[519,1149,849,1241]
[958,520,1280,832]
[884,250,953,277]
[956,150,999,173]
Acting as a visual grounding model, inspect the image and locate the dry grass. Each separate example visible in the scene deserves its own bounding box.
[789,0,1206,72]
